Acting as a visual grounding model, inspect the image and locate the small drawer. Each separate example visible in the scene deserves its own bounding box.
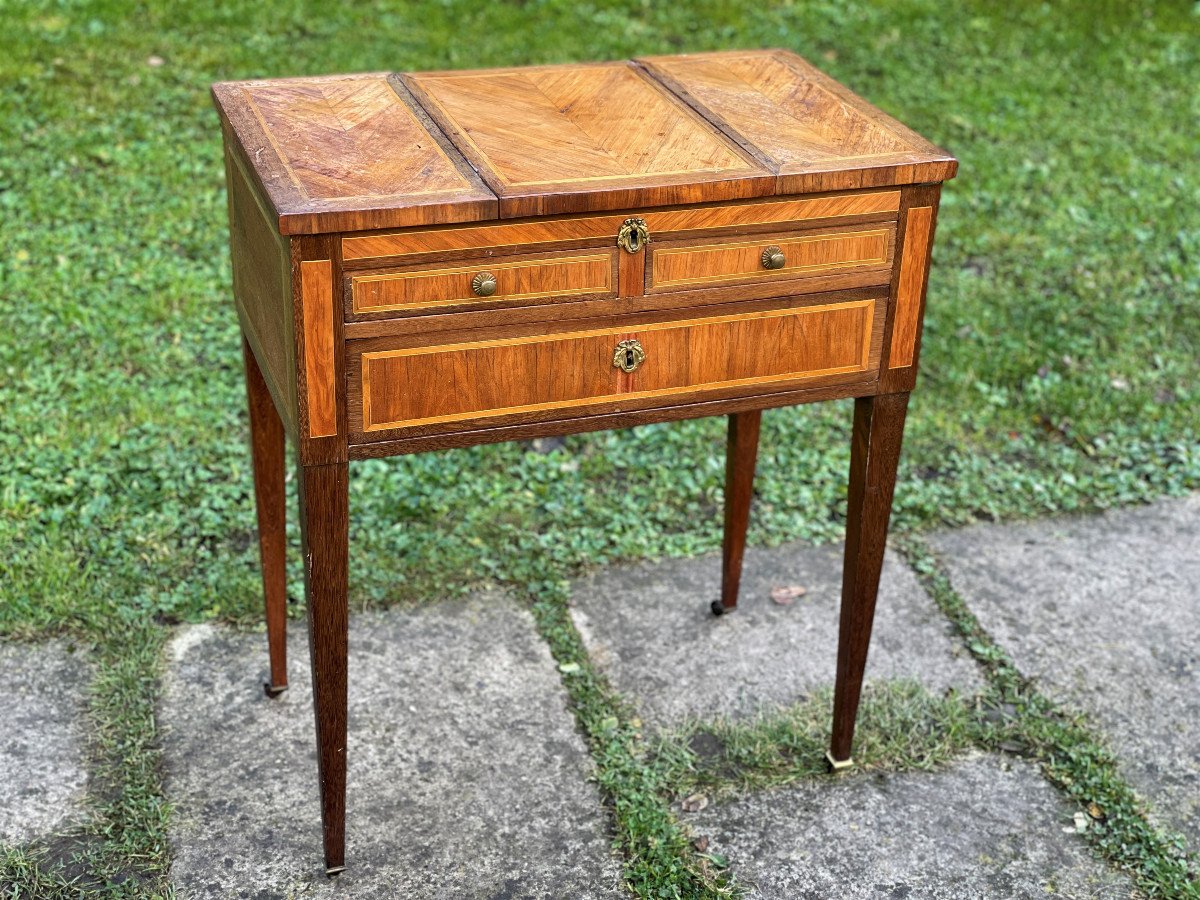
[348,248,620,318]
[351,295,883,437]
[647,224,893,294]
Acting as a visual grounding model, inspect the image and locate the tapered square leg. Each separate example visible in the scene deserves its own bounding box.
[297,461,349,875]
[829,392,910,767]
[713,409,762,616]
[242,338,289,696]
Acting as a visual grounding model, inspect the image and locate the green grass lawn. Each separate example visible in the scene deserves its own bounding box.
[1,0,1198,896]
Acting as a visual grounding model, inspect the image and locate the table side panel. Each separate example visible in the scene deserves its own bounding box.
[224,142,298,437]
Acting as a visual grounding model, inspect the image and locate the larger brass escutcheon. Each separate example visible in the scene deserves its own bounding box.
[612,339,646,373]
[617,217,650,254]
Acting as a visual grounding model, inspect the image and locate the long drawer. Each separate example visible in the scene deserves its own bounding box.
[349,294,884,439]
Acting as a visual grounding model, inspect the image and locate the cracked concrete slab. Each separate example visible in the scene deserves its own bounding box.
[162,594,622,898]
[570,541,983,727]
[687,753,1135,899]
[0,640,90,844]
[931,495,1200,847]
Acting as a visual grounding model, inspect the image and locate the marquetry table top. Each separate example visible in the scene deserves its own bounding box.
[212,49,956,235]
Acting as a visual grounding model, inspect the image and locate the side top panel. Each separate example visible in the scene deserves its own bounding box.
[638,49,957,193]
[212,73,498,235]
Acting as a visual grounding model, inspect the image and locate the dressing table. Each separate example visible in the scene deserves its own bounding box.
[213,49,955,872]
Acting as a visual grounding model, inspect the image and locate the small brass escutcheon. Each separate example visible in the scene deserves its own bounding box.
[612,338,646,373]
[761,246,786,270]
[617,217,650,254]
[471,271,498,297]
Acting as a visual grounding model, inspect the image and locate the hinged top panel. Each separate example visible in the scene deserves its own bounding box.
[214,52,954,235]
[212,73,497,235]
[638,50,957,193]
[402,60,774,218]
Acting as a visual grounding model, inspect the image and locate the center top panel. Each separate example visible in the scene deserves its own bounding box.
[402,60,774,218]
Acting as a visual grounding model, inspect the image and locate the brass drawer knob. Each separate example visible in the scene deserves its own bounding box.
[471,272,498,297]
[761,246,786,270]
[617,217,650,254]
[612,339,646,373]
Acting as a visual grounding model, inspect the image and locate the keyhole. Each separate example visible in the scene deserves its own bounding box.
[628,233,641,252]
[625,349,635,369]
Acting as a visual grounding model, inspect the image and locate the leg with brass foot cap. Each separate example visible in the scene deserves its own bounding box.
[325,866,346,877]
[298,460,350,876]
[825,750,855,773]
[829,394,909,778]
[714,410,761,617]
[243,338,290,697]
[263,682,289,698]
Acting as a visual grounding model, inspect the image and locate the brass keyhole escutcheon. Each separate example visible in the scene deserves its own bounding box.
[471,272,498,297]
[612,339,646,374]
[761,246,786,270]
[617,217,650,254]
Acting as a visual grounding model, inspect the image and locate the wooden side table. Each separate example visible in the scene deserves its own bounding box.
[213,49,955,873]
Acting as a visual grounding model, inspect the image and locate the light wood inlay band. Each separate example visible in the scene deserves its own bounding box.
[300,260,337,437]
[888,206,932,369]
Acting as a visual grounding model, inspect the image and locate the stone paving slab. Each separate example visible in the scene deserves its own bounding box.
[688,753,1135,899]
[570,541,983,727]
[0,641,90,844]
[162,594,623,898]
[931,494,1200,848]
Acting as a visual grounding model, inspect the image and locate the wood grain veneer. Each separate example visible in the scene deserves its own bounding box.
[349,250,617,315]
[879,183,942,394]
[888,206,932,369]
[300,260,337,437]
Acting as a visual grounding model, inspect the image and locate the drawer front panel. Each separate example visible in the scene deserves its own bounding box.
[649,226,891,294]
[350,250,617,316]
[357,298,879,434]
[340,190,901,262]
